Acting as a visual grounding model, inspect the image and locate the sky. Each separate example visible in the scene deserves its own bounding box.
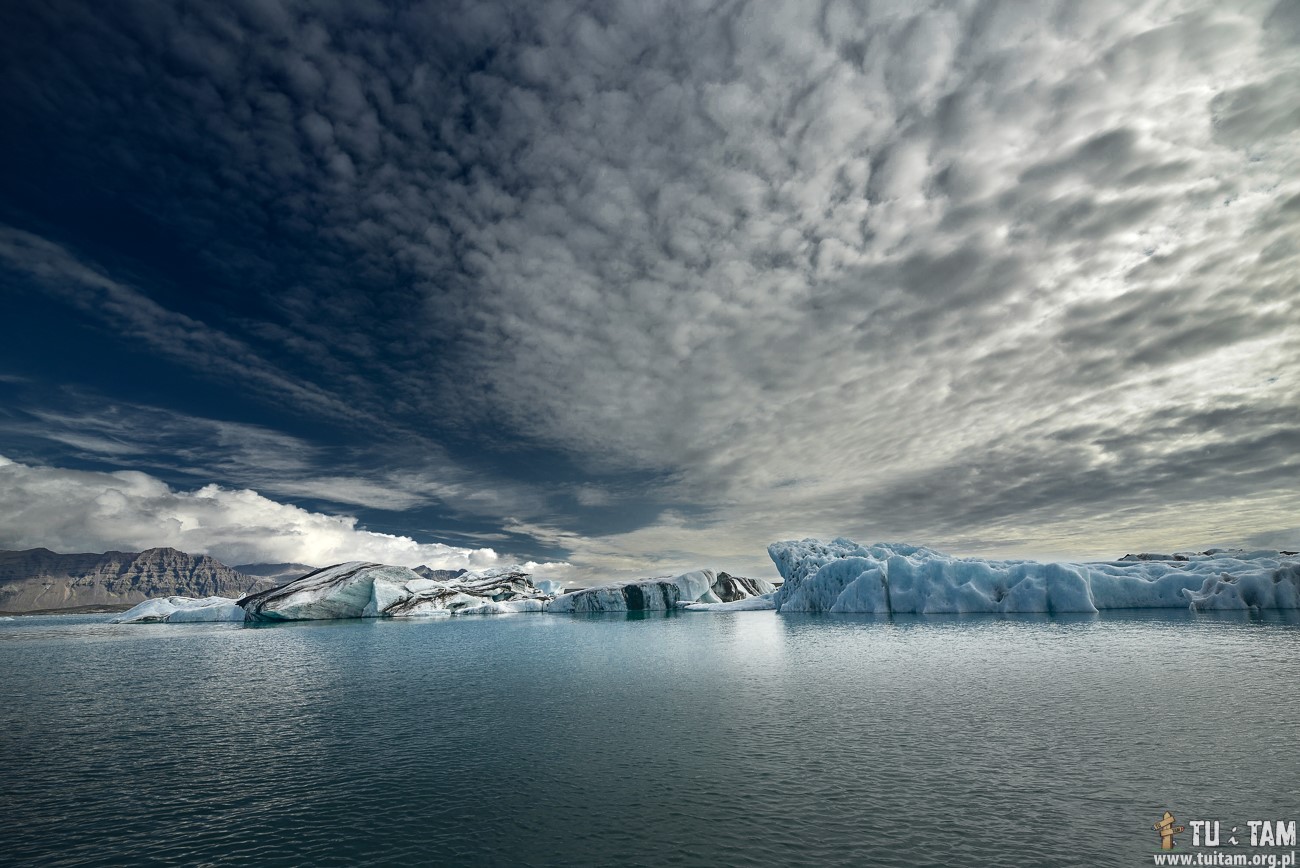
[1,0,1297,581]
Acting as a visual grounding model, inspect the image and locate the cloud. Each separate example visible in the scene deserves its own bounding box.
[0,454,567,571]
[0,393,565,540]
[0,227,373,426]
[1,0,1297,571]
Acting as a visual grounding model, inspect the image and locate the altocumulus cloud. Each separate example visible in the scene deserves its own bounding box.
[0,0,1297,574]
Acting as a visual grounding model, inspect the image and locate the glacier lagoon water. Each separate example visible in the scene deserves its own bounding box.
[2,610,1299,867]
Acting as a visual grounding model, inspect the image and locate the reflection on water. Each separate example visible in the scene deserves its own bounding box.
[1,609,1298,867]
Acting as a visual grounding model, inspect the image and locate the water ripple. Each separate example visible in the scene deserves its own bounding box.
[1,611,1298,865]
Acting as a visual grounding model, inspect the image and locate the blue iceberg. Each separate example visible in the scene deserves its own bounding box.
[768,539,1300,614]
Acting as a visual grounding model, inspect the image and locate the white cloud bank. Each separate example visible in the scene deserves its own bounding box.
[0,454,555,571]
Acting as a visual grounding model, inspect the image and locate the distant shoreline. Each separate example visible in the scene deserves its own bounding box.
[0,603,137,616]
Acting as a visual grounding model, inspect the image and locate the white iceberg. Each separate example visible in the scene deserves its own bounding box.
[533,579,565,595]
[547,569,718,613]
[682,572,777,611]
[239,562,402,620]
[684,592,778,612]
[111,596,245,623]
[768,538,1300,614]
[393,596,547,617]
[383,566,552,617]
[239,562,553,621]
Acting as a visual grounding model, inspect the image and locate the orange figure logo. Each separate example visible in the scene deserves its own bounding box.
[1154,811,1186,850]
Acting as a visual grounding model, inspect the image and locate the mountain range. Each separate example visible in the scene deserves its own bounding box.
[232,561,320,586]
[0,547,300,614]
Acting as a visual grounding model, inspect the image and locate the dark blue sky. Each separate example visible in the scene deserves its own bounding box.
[1,0,1297,577]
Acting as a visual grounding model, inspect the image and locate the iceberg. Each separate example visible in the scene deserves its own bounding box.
[237,562,553,621]
[111,595,245,623]
[1182,567,1300,611]
[710,571,775,602]
[768,538,1300,614]
[679,571,777,611]
[382,567,552,617]
[533,579,565,596]
[110,540,1298,626]
[239,562,403,620]
[547,569,718,613]
[684,592,778,612]
[115,562,555,624]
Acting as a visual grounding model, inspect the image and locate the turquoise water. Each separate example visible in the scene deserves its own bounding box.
[2,610,1298,866]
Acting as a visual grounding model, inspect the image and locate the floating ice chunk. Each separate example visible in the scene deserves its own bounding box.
[387,589,480,617]
[547,569,718,613]
[547,584,635,613]
[452,567,551,603]
[240,561,556,620]
[446,597,546,616]
[384,568,551,616]
[364,570,421,617]
[684,592,778,612]
[241,563,419,621]
[710,572,775,602]
[533,579,565,595]
[112,596,245,623]
[768,539,1300,614]
[1183,564,1300,611]
[386,590,545,617]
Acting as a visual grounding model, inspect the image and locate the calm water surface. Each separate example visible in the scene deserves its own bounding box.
[2,610,1298,866]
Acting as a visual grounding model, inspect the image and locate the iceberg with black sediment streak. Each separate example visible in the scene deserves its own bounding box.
[546,569,719,613]
[112,595,245,623]
[709,571,776,602]
[238,562,552,621]
[684,592,778,612]
[682,572,778,612]
[768,538,1300,614]
[380,566,550,617]
[238,562,394,620]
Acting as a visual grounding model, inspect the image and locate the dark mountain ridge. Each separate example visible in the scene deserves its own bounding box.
[0,547,276,614]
